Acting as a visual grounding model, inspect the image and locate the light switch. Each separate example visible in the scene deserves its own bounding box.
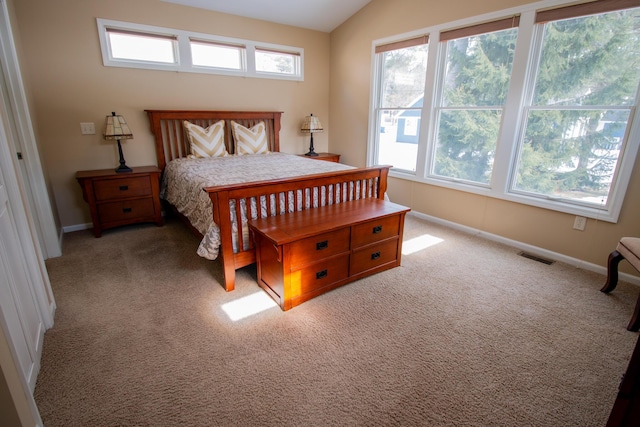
[80,122,95,135]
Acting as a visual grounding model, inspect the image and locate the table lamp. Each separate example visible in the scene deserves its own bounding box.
[301,113,323,156]
[103,112,133,173]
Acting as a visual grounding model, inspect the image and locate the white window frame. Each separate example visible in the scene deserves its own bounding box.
[97,18,304,81]
[367,0,640,223]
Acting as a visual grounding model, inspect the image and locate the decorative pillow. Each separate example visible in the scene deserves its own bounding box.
[183,120,228,158]
[231,121,269,155]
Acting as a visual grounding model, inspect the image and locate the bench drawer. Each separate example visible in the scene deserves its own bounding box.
[296,254,350,296]
[352,214,400,249]
[289,228,351,268]
[350,238,399,275]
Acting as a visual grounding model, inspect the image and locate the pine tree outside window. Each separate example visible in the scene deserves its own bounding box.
[513,6,640,208]
[433,18,519,185]
[368,0,640,223]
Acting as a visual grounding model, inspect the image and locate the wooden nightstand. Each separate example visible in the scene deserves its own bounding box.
[299,152,341,163]
[76,166,163,237]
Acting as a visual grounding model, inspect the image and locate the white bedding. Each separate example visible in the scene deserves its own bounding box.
[161,152,354,260]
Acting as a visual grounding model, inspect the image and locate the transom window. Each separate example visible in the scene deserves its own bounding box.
[97,19,304,81]
[369,0,640,222]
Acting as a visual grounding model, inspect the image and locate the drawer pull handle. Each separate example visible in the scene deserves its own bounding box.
[119,185,129,191]
[371,251,381,260]
[316,240,329,250]
[122,207,133,213]
[373,225,383,234]
[316,269,328,280]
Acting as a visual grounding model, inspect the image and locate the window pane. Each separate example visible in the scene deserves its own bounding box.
[376,109,420,172]
[433,27,517,184]
[256,50,296,74]
[515,7,640,208]
[515,109,629,204]
[434,109,501,184]
[533,9,640,107]
[376,42,427,172]
[442,28,517,107]
[108,32,175,63]
[380,45,428,108]
[191,41,242,70]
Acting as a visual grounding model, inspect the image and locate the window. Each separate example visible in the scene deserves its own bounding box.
[513,5,640,208]
[433,17,519,185]
[97,19,304,80]
[107,29,177,64]
[190,40,244,70]
[373,36,429,172]
[369,0,640,222]
[255,48,300,75]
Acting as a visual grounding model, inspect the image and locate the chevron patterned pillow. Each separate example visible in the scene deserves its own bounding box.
[184,120,228,158]
[231,121,269,155]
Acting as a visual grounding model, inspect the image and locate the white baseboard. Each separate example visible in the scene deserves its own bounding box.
[408,211,640,286]
[62,222,92,233]
[65,212,640,286]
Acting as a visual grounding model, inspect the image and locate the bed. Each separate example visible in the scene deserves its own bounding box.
[146,110,391,291]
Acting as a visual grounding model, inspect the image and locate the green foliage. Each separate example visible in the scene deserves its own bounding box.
[432,8,640,197]
[381,45,428,108]
[517,9,640,197]
[435,28,517,183]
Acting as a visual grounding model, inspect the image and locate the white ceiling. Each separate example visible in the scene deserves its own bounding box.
[161,0,372,32]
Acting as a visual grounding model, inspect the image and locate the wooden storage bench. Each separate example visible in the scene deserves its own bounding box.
[248,198,410,310]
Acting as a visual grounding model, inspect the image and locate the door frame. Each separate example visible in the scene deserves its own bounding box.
[0,0,56,328]
[0,0,61,261]
[0,68,44,426]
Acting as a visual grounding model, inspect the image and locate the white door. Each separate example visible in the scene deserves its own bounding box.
[0,0,61,260]
[0,163,44,391]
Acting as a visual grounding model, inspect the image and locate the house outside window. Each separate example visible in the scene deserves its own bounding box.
[373,36,429,172]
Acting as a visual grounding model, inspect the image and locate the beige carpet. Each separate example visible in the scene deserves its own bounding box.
[35,215,639,426]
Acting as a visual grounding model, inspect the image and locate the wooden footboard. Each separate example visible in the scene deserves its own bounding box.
[205,165,390,291]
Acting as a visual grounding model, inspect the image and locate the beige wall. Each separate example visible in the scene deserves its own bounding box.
[330,0,640,275]
[11,0,640,275]
[13,0,331,228]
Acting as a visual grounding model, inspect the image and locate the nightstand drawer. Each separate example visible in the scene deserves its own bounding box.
[98,198,156,224]
[94,176,152,201]
[289,228,351,268]
[350,238,399,275]
[352,214,400,248]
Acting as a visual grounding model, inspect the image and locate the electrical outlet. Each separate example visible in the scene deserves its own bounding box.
[573,215,587,231]
[80,122,95,135]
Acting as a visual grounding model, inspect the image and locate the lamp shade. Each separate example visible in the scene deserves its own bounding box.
[103,112,133,140]
[301,114,323,133]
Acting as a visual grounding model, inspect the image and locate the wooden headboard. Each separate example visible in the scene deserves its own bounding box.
[145,110,283,170]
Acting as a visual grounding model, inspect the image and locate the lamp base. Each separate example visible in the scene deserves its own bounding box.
[305,151,319,157]
[115,139,132,173]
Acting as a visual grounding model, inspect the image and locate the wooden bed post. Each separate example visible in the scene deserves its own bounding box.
[210,191,236,291]
[378,167,389,199]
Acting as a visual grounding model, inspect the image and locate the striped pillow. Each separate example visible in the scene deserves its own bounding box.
[231,121,269,155]
[184,120,228,158]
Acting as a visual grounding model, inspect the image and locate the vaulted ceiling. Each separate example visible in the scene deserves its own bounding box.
[161,0,372,32]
